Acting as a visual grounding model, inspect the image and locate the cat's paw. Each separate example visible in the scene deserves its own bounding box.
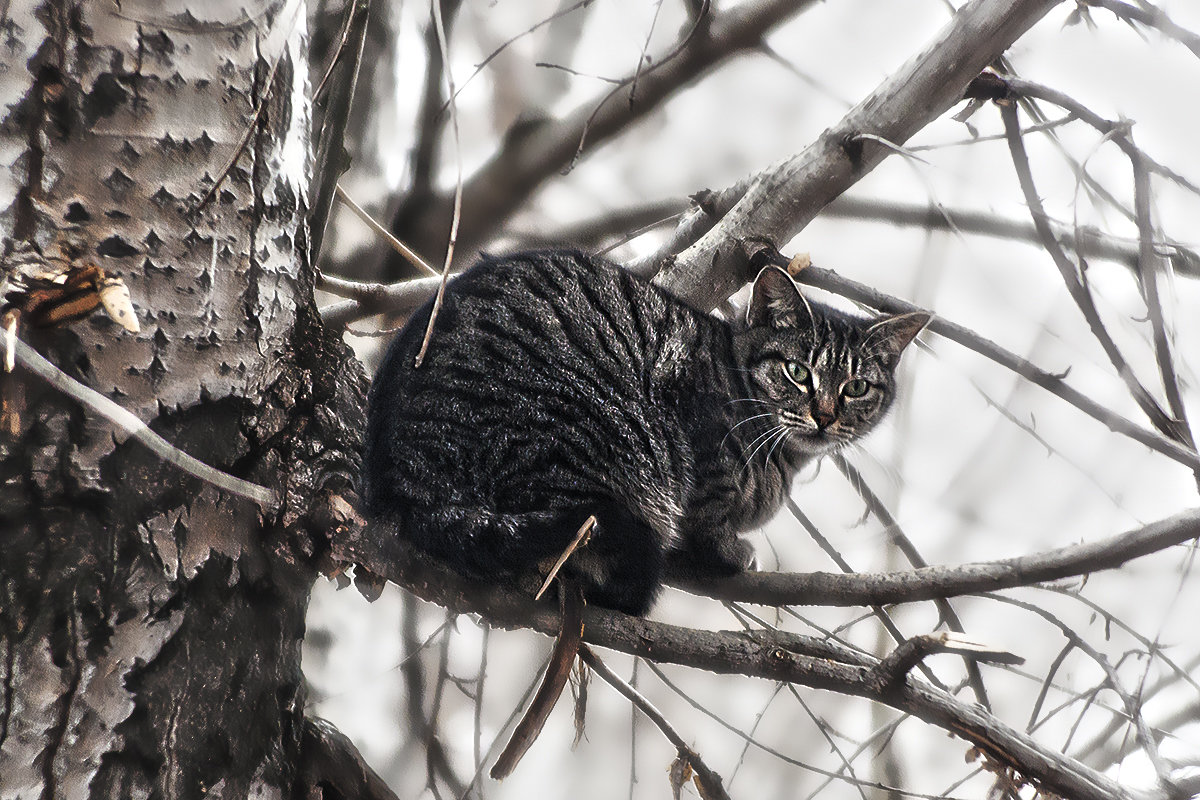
[732,538,758,573]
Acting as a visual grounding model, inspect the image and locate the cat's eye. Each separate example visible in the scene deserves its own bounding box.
[842,378,870,398]
[784,361,810,383]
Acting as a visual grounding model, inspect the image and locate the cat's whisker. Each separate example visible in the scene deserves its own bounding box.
[735,425,781,467]
[719,411,778,451]
[740,425,787,473]
[763,425,792,466]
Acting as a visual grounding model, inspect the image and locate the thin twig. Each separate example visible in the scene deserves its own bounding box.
[1000,103,1182,446]
[414,0,463,369]
[579,645,732,800]
[12,337,278,510]
[535,515,596,600]
[785,499,951,694]
[640,662,968,800]
[447,0,594,112]
[832,455,993,711]
[335,185,438,275]
[1129,147,1198,487]
[984,593,1174,787]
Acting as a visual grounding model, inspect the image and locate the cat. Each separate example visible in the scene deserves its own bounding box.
[363,249,929,615]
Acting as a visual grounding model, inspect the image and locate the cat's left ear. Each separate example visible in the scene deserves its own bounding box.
[747,266,811,328]
[866,312,932,364]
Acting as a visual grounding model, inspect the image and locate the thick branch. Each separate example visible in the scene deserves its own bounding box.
[382,0,816,271]
[334,522,1144,800]
[651,0,1065,309]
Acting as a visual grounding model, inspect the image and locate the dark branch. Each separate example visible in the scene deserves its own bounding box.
[382,0,816,272]
[332,520,1146,800]
[694,505,1200,608]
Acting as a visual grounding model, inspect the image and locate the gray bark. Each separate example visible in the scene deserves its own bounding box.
[0,2,366,798]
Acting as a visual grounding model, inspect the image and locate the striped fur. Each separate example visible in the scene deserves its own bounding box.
[364,250,927,614]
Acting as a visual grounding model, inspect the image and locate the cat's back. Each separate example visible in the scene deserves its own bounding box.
[365,249,703,515]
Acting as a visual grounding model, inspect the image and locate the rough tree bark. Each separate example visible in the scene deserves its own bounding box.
[0,2,365,798]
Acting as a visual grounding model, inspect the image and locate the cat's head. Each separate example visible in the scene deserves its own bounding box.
[733,266,930,455]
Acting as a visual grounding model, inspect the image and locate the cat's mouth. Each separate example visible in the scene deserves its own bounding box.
[793,424,847,451]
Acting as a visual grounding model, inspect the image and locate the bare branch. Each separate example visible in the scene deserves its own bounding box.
[333,184,438,275]
[579,645,732,800]
[413,0,464,369]
[491,581,585,780]
[383,0,816,271]
[1000,101,1185,449]
[335,521,1149,800]
[12,337,278,511]
[309,0,371,263]
[650,0,1066,310]
[1083,0,1200,60]
[694,505,1200,608]
[320,275,443,329]
[831,456,993,710]
[873,633,1023,693]
[819,195,1200,280]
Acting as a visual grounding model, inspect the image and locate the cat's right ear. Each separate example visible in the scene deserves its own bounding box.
[747,266,811,328]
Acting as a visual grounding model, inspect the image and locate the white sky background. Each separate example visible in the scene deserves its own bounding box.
[306,1,1200,797]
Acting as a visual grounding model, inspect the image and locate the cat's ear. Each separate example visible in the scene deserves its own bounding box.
[747,266,811,328]
[865,311,932,364]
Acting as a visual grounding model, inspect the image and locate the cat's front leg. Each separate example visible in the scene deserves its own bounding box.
[663,526,756,581]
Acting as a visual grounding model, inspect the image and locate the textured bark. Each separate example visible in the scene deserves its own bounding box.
[0,2,366,798]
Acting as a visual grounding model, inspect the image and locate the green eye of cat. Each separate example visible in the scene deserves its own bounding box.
[784,361,810,383]
[843,378,870,398]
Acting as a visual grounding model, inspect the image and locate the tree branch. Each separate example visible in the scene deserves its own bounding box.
[786,260,1200,472]
[693,505,1200,608]
[334,520,1151,800]
[11,336,279,511]
[819,195,1200,280]
[649,0,1066,310]
[1000,101,1186,450]
[382,0,817,272]
[579,645,732,800]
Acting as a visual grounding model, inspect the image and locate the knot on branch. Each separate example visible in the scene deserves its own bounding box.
[873,632,1024,694]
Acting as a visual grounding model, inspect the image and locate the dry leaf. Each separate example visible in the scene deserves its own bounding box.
[571,659,589,749]
[98,273,140,333]
[3,310,17,373]
[668,752,694,800]
[786,252,811,276]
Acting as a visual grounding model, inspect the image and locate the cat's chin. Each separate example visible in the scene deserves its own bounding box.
[791,431,844,457]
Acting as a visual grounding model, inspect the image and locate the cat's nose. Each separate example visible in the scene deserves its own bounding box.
[813,407,836,429]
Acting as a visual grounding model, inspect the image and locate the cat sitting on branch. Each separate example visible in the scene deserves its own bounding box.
[364,249,928,615]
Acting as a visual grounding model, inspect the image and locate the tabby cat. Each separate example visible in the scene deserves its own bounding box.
[364,249,928,615]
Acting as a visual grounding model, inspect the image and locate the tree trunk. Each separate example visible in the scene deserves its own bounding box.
[0,2,366,798]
